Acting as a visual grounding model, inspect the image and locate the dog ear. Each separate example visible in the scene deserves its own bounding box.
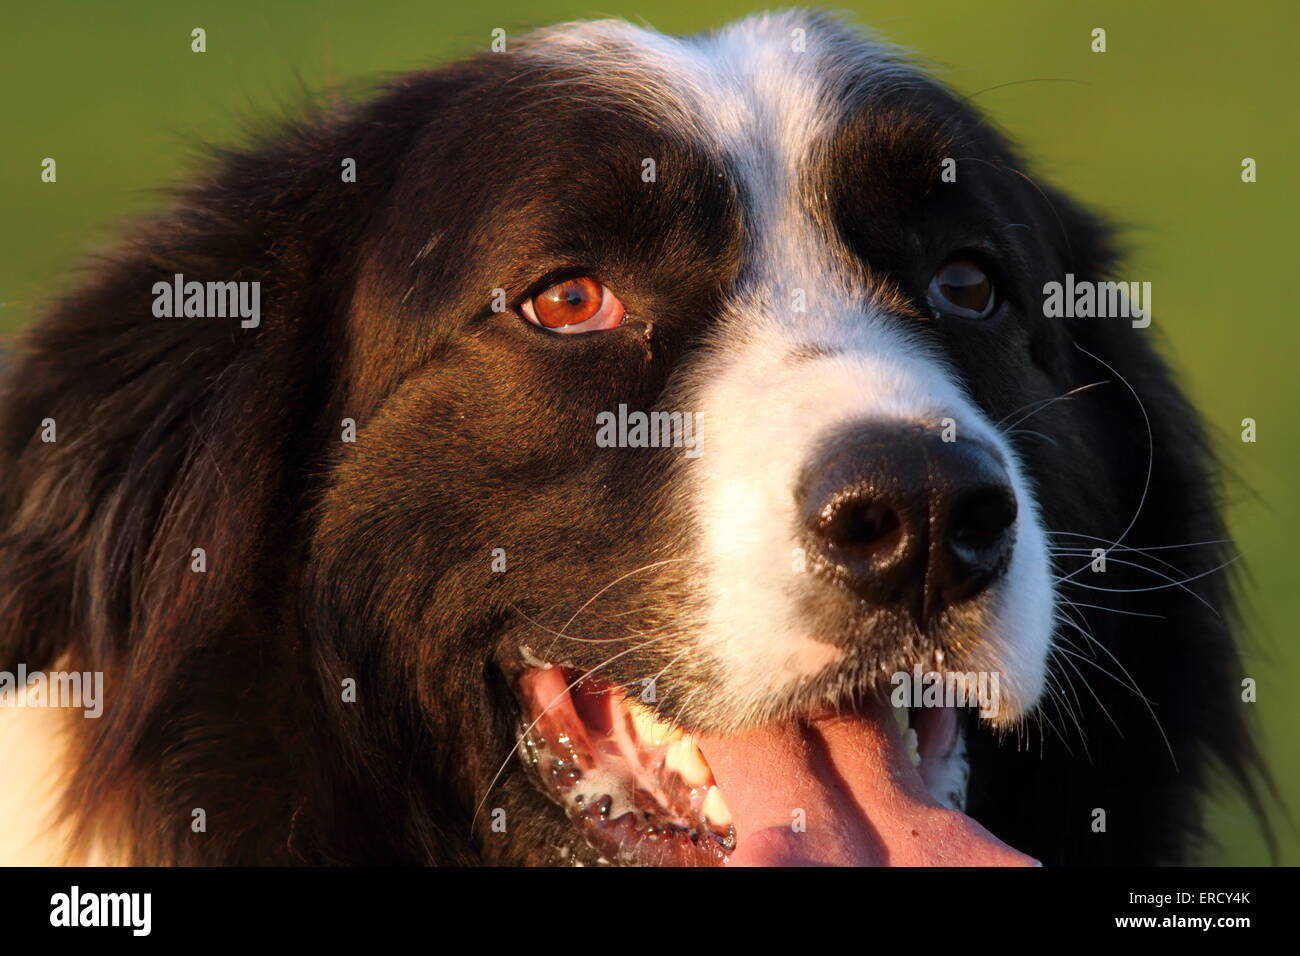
[1,116,356,664]
[0,125,341,848]
[0,55,513,861]
[0,52,513,675]
[0,89,420,859]
[968,185,1271,863]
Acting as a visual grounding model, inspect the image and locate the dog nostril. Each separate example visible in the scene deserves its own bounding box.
[820,497,903,561]
[948,488,1017,566]
[800,425,1020,617]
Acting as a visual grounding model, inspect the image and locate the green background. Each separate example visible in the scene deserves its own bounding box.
[1,1,1294,864]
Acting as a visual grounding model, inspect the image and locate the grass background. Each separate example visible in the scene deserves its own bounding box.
[1,1,1294,864]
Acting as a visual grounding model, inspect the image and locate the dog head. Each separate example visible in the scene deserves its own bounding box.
[0,12,1259,865]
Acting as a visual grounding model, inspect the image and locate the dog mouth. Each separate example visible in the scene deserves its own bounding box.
[517,664,1038,866]
[518,665,736,866]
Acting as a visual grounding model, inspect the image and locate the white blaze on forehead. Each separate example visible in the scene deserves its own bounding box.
[532,14,1054,727]
[528,12,915,254]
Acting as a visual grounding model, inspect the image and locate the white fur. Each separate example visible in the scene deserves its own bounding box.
[534,13,1054,726]
[0,700,82,864]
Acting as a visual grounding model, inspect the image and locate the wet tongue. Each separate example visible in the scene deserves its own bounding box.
[698,696,1037,867]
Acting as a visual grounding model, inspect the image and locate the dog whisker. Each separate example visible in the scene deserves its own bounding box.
[1043,596,1164,619]
[1050,642,1125,738]
[1041,650,1091,755]
[1006,427,1060,447]
[995,379,1109,431]
[1052,347,1154,587]
[558,558,688,637]
[1052,552,1240,615]
[1047,530,1232,552]
[1055,608,1178,771]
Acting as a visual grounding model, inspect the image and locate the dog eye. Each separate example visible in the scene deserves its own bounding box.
[927,258,995,319]
[520,277,626,333]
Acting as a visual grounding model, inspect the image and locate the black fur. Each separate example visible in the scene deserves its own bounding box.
[0,17,1264,865]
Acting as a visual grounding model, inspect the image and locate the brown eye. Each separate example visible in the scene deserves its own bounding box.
[521,277,626,333]
[927,258,995,319]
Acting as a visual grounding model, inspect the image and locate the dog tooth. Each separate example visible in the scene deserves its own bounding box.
[903,727,921,767]
[658,723,684,746]
[628,703,658,741]
[892,705,909,733]
[702,785,732,827]
[628,701,681,746]
[664,736,712,787]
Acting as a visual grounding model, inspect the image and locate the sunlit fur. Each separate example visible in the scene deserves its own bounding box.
[0,12,1266,865]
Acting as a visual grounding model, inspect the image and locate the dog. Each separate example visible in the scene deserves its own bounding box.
[0,10,1264,866]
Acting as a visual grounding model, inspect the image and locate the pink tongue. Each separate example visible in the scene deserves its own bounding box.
[698,697,1037,867]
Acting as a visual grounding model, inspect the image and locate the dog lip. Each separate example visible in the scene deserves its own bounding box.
[514,662,1034,867]
[516,665,736,866]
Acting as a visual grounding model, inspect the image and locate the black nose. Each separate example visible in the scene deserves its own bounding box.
[799,423,1017,625]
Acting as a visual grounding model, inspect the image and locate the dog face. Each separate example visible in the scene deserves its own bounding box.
[0,12,1259,866]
